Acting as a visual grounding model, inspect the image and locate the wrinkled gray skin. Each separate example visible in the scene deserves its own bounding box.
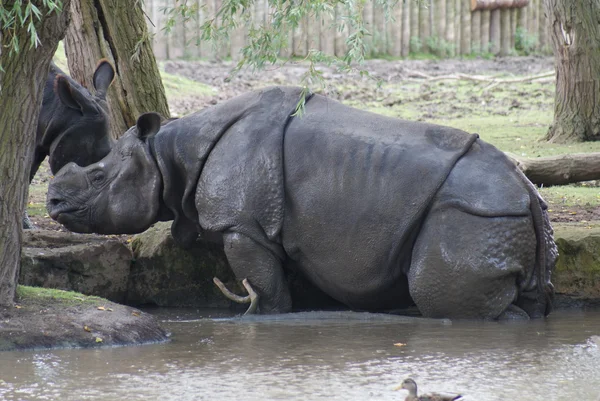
[25,61,115,228]
[47,87,557,319]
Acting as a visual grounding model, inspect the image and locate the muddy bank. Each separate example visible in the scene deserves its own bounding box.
[0,286,168,351]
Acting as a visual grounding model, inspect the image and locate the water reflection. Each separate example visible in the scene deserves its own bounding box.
[1,310,599,401]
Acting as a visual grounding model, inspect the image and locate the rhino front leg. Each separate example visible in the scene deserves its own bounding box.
[219,232,292,314]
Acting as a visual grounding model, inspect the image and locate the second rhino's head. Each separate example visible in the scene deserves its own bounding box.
[47,112,164,234]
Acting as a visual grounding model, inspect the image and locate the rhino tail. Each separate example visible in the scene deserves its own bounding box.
[516,169,557,317]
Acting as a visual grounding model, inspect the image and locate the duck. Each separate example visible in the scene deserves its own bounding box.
[394,378,463,401]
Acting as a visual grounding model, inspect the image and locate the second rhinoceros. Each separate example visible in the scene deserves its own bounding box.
[47,86,556,319]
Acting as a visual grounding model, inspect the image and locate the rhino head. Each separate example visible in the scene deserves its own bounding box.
[45,60,116,175]
[47,113,165,234]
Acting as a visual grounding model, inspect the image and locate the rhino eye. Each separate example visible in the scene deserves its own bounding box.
[89,170,105,187]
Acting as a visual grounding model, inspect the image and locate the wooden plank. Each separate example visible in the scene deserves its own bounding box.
[460,0,471,54]
[390,3,403,57]
[446,0,456,56]
[499,8,511,55]
[510,8,517,49]
[401,0,410,57]
[471,0,530,11]
[334,4,348,57]
[319,10,336,55]
[362,1,374,56]
[480,9,490,53]
[410,0,419,52]
[489,8,501,54]
[471,10,481,54]
[419,0,431,51]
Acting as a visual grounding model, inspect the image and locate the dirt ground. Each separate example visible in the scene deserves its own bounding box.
[161,55,555,116]
[29,55,600,229]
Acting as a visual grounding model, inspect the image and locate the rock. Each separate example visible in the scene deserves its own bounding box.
[128,222,343,310]
[127,222,239,307]
[0,286,168,351]
[553,224,600,301]
[20,230,131,303]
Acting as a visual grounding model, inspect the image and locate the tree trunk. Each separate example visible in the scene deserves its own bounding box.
[544,0,600,143]
[507,152,600,186]
[65,0,170,138]
[0,1,71,306]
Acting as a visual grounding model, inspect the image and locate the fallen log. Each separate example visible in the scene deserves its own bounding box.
[505,152,600,186]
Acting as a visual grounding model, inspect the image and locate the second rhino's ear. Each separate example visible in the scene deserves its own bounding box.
[93,59,115,98]
[55,75,86,114]
[135,112,162,139]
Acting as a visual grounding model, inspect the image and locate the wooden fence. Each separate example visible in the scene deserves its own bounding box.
[145,0,551,60]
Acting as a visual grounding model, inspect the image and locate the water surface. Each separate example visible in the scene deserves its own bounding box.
[1,309,599,401]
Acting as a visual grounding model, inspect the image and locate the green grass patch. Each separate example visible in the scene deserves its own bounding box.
[160,69,214,98]
[27,202,47,218]
[540,185,600,208]
[16,285,106,305]
[52,41,69,72]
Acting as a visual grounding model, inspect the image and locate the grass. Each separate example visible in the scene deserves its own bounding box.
[16,285,106,305]
[160,69,214,99]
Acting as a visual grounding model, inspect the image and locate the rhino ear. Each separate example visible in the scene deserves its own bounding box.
[93,59,115,99]
[55,75,85,114]
[135,112,162,139]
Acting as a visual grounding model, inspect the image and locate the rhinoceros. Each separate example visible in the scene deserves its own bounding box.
[25,60,115,228]
[47,86,556,319]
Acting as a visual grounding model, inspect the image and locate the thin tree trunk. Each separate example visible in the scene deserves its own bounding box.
[544,0,600,142]
[65,0,170,139]
[0,1,71,306]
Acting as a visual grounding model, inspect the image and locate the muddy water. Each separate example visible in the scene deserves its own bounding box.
[1,309,599,401]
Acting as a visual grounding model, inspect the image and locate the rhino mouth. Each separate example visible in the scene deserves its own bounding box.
[47,202,92,233]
